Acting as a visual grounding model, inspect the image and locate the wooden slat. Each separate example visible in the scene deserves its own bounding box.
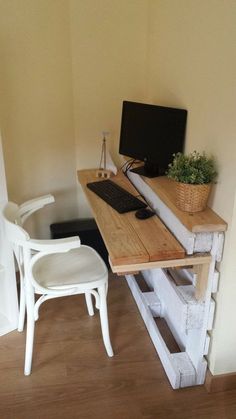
[78,170,185,266]
[110,254,211,274]
[143,176,227,233]
[78,170,149,266]
[111,254,211,301]
[127,211,185,261]
[193,263,210,301]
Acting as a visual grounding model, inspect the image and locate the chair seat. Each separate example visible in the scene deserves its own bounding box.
[32,245,108,290]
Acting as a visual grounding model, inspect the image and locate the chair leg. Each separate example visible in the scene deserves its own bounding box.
[18,277,26,332]
[85,292,94,316]
[24,285,35,376]
[98,284,114,357]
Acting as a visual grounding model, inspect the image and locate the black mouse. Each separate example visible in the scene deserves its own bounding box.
[135,208,155,220]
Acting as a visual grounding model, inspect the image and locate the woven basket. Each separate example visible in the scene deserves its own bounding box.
[175,182,211,212]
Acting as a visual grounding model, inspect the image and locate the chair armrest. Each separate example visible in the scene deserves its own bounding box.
[26,236,81,253]
[19,194,55,224]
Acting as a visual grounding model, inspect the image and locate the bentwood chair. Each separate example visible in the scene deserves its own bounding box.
[2,196,113,375]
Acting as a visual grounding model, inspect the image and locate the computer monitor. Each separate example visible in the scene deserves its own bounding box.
[119,101,187,178]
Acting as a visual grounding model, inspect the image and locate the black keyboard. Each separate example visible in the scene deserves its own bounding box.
[86,179,147,214]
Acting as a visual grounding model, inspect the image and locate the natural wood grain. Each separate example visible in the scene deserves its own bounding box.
[78,170,185,265]
[194,262,210,301]
[0,275,236,419]
[110,254,211,301]
[110,254,211,273]
[78,170,149,266]
[143,176,227,233]
[126,211,185,261]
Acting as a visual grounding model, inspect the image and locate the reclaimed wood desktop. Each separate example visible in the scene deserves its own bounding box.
[77,169,214,300]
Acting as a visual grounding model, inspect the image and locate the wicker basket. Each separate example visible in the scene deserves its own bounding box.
[175,182,211,212]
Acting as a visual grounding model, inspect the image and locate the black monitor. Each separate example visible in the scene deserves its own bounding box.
[119,101,187,178]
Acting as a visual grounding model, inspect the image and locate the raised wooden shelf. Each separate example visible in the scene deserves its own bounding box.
[143,176,227,233]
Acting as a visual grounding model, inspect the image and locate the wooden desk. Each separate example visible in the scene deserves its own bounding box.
[78,170,184,265]
[78,169,227,389]
[78,169,212,300]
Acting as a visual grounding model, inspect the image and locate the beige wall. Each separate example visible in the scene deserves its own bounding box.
[148,0,236,374]
[70,0,149,216]
[0,0,77,238]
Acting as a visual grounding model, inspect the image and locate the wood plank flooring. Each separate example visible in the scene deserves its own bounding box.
[0,274,236,419]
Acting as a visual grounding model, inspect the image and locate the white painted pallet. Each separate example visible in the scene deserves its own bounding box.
[125,170,224,389]
[126,274,197,388]
[143,268,205,334]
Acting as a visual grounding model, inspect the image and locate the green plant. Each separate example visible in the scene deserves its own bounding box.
[166,151,217,185]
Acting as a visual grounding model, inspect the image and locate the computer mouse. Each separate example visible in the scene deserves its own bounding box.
[135,208,155,220]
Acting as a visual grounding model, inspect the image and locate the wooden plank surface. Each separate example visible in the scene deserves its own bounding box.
[78,170,149,266]
[126,211,185,261]
[143,176,227,233]
[77,170,185,266]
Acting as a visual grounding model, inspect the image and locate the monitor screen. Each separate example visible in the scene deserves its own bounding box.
[119,101,187,177]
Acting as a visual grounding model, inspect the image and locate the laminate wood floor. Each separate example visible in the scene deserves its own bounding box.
[0,274,236,419]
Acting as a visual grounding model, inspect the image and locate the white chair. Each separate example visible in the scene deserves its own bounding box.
[2,196,113,375]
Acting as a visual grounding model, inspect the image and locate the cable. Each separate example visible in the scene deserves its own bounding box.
[120,159,141,176]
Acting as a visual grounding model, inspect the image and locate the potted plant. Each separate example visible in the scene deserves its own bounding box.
[166,151,217,212]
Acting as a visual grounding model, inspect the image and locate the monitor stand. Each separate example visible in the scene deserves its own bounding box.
[130,162,160,178]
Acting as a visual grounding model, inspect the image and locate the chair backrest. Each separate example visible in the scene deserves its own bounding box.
[1,202,31,279]
[2,202,30,246]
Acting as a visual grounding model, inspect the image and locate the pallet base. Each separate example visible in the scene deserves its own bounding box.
[126,273,207,389]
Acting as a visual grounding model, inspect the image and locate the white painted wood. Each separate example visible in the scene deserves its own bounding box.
[194,232,213,252]
[216,232,225,262]
[212,269,219,293]
[196,358,208,385]
[126,274,197,388]
[184,258,217,372]
[207,299,216,330]
[142,292,162,317]
[204,333,211,355]
[126,274,182,388]
[171,353,196,388]
[143,268,205,333]
[125,171,225,389]
[211,232,223,259]
[128,171,215,254]
[0,134,19,335]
